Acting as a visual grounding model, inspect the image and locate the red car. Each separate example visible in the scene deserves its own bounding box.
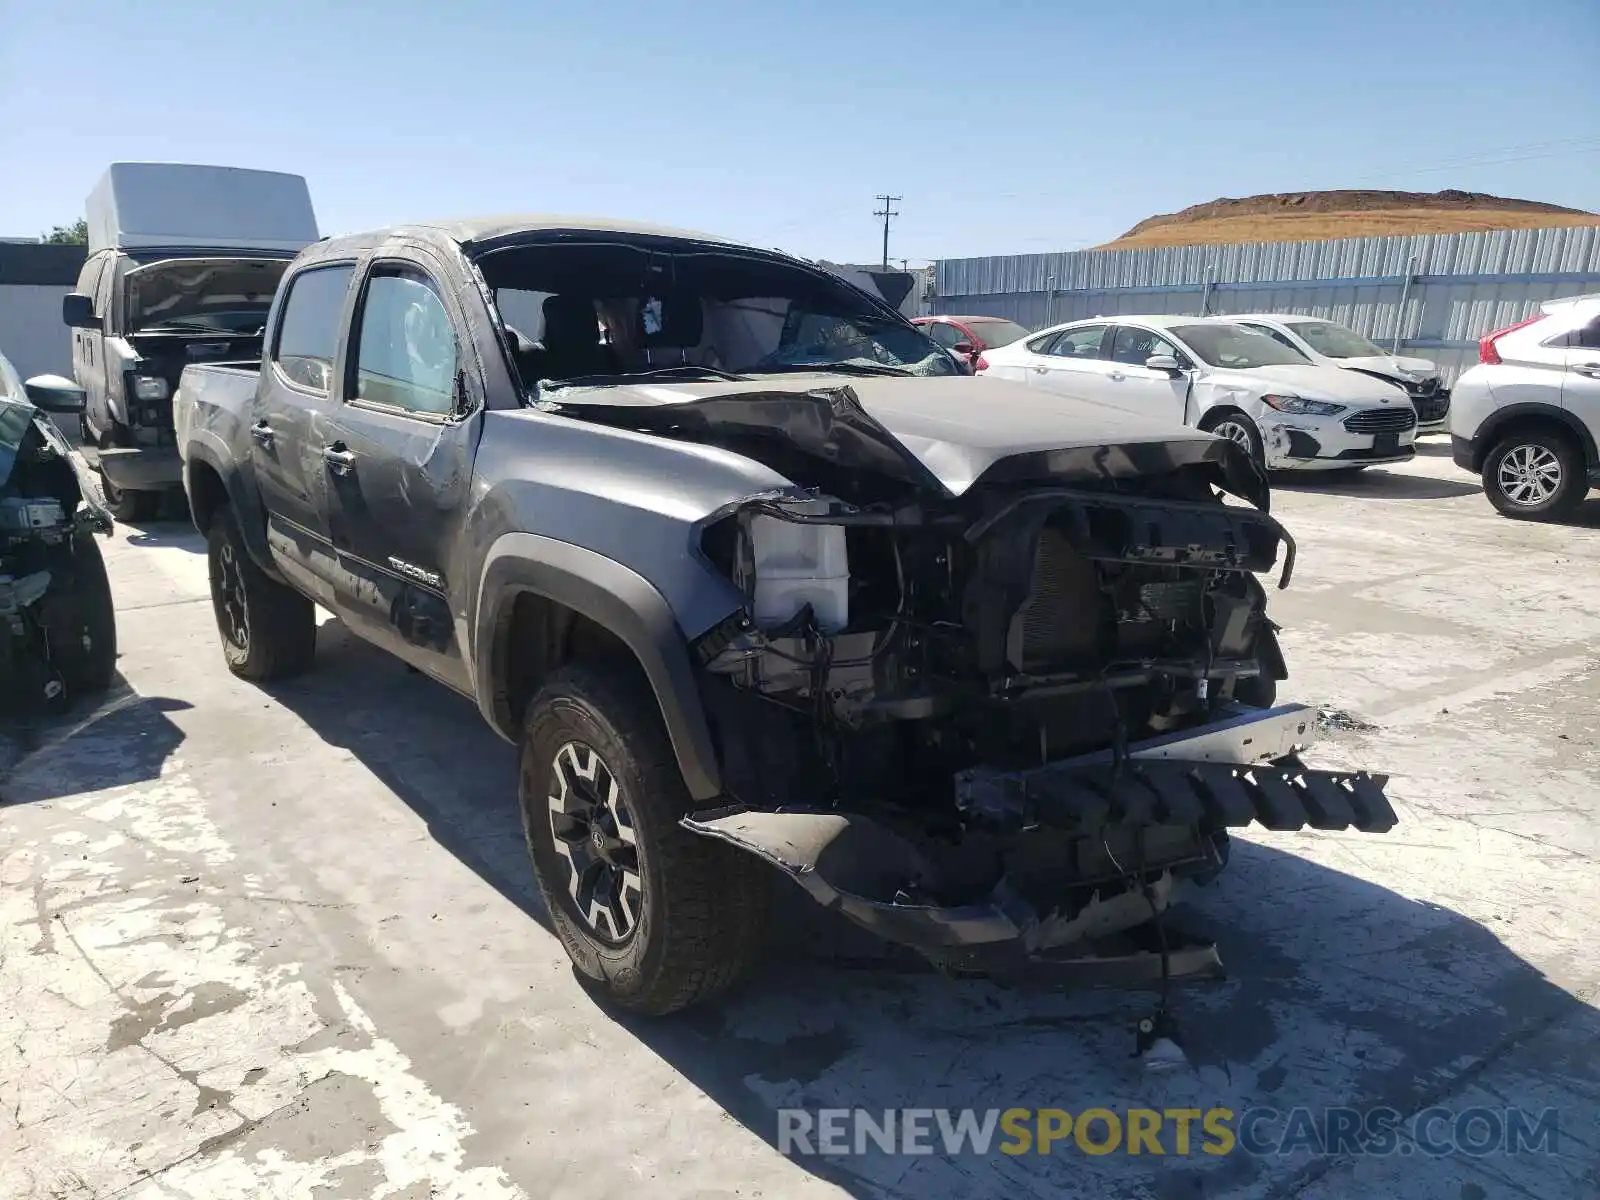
[913,315,1031,372]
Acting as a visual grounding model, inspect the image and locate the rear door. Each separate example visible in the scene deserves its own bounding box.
[1103,324,1190,423]
[251,260,358,605]
[1558,310,1600,448]
[1029,323,1114,399]
[317,251,481,692]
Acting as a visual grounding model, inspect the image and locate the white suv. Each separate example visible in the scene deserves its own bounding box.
[1450,294,1600,520]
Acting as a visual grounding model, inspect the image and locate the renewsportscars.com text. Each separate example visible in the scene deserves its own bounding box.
[777,1106,1560,1159]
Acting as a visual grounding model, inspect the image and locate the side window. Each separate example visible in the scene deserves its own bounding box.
[1045,325,1107,359]
[924,322,965,349]
[93,256,117,323]
[352,268,459,417]
[1109,326,1180,366]
[75,255,105,311]
[1564,316,1600,350]
[273,265,355,393]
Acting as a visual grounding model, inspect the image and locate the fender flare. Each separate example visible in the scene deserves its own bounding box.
[474,533,726,801]
[1471,403,1597,472]
[181,433,275,574]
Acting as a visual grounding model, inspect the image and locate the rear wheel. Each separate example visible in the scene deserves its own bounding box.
[207,505,316,679]
[520,661,770,1014]
[1482,430,1586,521]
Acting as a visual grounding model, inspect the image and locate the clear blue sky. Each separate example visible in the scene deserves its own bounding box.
[3,0,1596,263]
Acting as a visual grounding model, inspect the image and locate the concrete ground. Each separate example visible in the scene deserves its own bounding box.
[2,435,1597,1199]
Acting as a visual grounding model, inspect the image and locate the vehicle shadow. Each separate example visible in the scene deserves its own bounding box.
[0,676,192,804]
[1411,440,1454,458]
[257,623,1596,1199]
[123,523,206,552]
[1272,469,1480,501]
[1557,497,1600,529]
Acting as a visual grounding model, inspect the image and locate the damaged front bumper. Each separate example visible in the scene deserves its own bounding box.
[683,703,1396,986]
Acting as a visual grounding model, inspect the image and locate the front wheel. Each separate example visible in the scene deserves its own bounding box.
[99,469,159,522]
[1482,432,1586,521]
[1205,412,1265,466]
[206,505,316,680]
[520,662,770,1014]
[40,530,118,701]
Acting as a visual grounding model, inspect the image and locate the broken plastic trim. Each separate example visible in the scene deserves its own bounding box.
[965,486,1297,590]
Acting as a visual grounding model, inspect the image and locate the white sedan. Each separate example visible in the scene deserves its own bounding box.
[1227,313,1450,431]
[977,315,1419,472]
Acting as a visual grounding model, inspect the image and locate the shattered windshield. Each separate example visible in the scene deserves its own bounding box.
[481,242,957,389]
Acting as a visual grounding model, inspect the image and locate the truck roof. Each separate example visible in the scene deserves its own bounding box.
[86,162,319,255]
[322,213,742,253]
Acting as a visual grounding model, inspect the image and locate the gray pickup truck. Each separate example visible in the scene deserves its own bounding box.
[173,215,1396,1017]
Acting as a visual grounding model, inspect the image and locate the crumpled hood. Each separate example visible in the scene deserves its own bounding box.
[1333,353,1439,381]
[1200,362,1410,405]
[545,371,1236,496]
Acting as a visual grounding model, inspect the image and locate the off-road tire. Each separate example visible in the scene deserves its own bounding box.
[520,661,770,1014]
[1202,410,1265,467]
[41,530,118,700]
[206,504,316,680]
[1482,430,1587,521]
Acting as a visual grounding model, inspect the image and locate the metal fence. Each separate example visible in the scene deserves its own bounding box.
[933,225,1600,384]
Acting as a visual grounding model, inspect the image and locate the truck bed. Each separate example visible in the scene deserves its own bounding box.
[172,362,262,464]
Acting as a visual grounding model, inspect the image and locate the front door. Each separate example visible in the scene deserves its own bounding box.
[318,256,480,693]
[1103,324,1190,423]
[250,261,357,606]
[70,254,112,440]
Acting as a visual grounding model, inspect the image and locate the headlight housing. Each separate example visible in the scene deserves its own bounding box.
[132,375,170,401]
[1262,394,1344,417]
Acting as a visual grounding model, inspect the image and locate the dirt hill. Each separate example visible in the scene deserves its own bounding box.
[1101,189,1600,249]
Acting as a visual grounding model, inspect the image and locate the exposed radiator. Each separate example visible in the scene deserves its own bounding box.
[1006,527,1103,672]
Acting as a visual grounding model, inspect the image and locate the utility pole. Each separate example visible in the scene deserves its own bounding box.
[873,194,901,270]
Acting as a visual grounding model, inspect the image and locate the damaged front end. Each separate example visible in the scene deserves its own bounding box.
[672,389,1396,986]
[0,397,117,715]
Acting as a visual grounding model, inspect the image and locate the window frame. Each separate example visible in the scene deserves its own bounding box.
[343,259,468,425]
[923,320,969,350]
[1042,323,1109,360]
[269,261,359,398]
[1108,323,1183,368]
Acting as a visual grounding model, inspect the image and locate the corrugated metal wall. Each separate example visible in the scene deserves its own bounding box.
[934,226,1600,384]
[0,243,86,381]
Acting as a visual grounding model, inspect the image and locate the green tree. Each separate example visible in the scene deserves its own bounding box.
[42,219,88,245]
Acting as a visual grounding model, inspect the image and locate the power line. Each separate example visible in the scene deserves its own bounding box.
[873,193,901,269]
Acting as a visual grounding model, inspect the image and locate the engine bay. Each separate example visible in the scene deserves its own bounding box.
[692,464,1295,826]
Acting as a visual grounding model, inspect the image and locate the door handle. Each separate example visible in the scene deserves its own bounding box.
[1574,363,1600,379]
[1031,365,1048,373]
[250,420,274,446]
[322,443,356,475]
[1108,370,1126,381]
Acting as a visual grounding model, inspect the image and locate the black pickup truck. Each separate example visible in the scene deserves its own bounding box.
[174,215,1396,1016]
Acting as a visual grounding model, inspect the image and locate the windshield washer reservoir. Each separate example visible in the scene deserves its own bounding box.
[747,500,850,632]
